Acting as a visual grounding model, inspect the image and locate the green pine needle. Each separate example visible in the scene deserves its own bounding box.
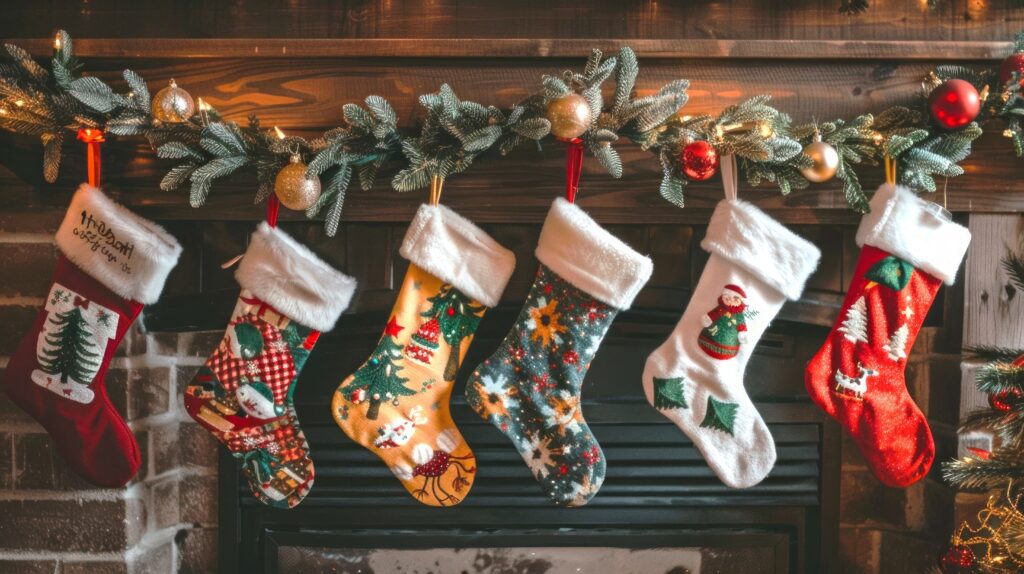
[2,29,1024,234]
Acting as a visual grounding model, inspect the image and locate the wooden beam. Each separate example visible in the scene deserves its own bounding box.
[959,215,1024,455]
[5,38,1016,61]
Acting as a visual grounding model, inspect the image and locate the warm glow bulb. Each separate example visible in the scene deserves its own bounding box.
[198,98,211,111]
[14,100,24,107]
[274,126,286,139]
[54,33,61,50]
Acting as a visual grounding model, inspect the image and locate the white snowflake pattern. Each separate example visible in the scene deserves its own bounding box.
[583,332,606,357]
[567,478,596,506]
[479,374,508,395]
[246,362,260,376]
[537,436,560,467]
[564,419,583,436]
[523,434,558,480]
[526,452,552,479]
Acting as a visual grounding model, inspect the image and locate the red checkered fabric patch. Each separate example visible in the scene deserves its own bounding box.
[207,313,297,403]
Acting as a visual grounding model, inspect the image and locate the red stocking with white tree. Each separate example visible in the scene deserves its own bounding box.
[3,185,182,486]
[805,184,971,487]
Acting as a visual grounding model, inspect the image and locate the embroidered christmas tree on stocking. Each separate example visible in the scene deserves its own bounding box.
[642,198,821,488]
[466,198,653,506]
[3,184,182,486]
[805,184,971,487]
[185,223,356,508]
[332,204,516,507]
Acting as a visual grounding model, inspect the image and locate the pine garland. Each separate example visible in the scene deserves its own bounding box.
[0,31,1022,235]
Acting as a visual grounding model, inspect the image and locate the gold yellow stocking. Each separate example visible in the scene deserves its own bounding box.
[331,204,515,507]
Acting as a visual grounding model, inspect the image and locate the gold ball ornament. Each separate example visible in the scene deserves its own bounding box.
[152,79,196,123]
[546,93,592,140]
[800,140,840,183]
[274,155,321,211]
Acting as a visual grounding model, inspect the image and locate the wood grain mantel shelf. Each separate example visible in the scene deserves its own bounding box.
[2,35,1022,222]
[9,38,1017,60]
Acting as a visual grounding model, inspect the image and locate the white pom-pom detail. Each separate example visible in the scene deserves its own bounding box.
[391,464,413,481]
[436,429,458,454]
[412,443,434,465]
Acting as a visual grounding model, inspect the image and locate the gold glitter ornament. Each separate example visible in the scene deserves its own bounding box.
[546,93,592,140]
[152,79,196,123]
[800,138,840,183]
[274,155,321,211]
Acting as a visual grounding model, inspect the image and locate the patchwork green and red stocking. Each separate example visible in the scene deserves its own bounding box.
[185,223,356,508]
[805,184,971,487]
[466,198,653,506]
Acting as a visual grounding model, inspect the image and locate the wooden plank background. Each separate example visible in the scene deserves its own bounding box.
[1,0,1023,41]
[1,1,1023,224]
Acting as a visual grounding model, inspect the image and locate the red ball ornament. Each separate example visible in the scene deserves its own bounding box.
[1000,53,1024,87]
[938,544,975,573]
[929,79,981,130]
[680,140,719,181]
[988,387,1024,412]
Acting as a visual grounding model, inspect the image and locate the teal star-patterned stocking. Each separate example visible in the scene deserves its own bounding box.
[466,198,652,507]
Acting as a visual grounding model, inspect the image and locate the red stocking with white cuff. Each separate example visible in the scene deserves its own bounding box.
[805,184,971,487]
[3,184,182,486]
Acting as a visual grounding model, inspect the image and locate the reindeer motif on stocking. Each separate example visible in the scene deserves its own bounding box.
[834,363,878,399]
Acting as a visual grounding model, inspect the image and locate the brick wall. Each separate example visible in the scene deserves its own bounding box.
[0,214,219,574]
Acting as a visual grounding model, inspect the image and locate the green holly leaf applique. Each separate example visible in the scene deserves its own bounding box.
[233,322,264,359]
[865,256,915,291]
[653,376,688,410]
[700,396,739,435]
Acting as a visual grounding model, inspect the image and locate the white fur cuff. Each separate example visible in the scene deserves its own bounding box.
[535,198,653,310]
[55,184,182,304]
[701,199,821,301]
[399,204,515,308]
[236,223,356,332]
[856,184,971,285]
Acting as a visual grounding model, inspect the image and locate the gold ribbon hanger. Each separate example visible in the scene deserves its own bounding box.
[429,174,445,206]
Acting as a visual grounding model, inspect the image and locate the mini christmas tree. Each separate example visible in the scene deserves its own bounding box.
[838,295,869,344]
[700,396,738,436]
[341,333,415,420]
[653,376,688,410]
[406,317,440,366]
[421,284,486,380]
[884,324,910,361]
[38,307,100,385]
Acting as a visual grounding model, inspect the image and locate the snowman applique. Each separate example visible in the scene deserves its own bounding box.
[697,284,750,360]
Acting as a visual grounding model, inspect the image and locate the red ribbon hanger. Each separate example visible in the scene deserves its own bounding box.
[560,137,584,203]
[76,128,105,187]
[266,195,281,228]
